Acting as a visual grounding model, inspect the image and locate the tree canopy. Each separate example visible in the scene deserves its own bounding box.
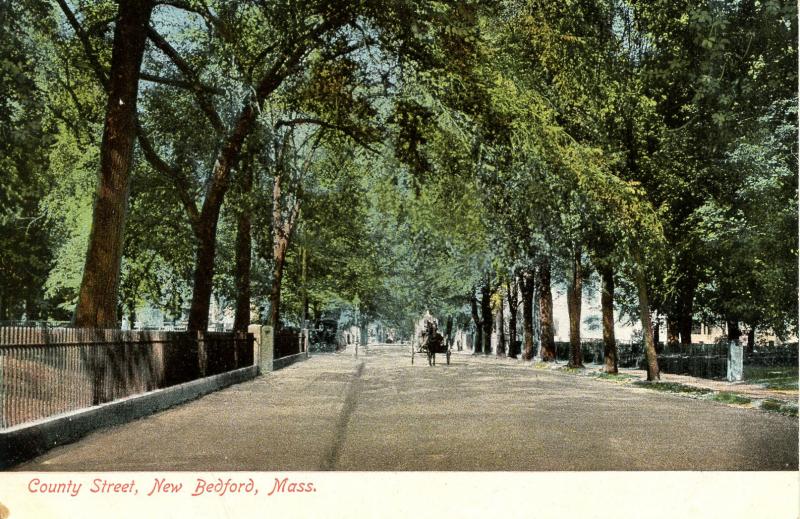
[1,0,796,372]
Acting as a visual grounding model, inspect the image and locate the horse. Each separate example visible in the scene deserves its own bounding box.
[420,320,445,366]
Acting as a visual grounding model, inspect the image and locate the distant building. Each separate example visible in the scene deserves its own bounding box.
[551,290,639,343]
[551,291,794,346]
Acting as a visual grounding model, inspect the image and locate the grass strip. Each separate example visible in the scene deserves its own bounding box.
[633,381,713,395]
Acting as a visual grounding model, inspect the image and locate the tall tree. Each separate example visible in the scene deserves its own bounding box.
[598,265,618,373]
[565,245,584,368]
[537,259,556,361]
[232,151,254,332]
[69,0,155,327]
[505,274,519,358]
[493,289,506,356]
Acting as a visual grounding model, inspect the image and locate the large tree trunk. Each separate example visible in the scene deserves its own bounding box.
[495,299,506,356]
[599,266,618,374]
[301,247,309,327]
[666,315,680,347]
[268,165,300,332]
[470,290,482,354]
[481,273,492,354]
[233,165,253,332]
[566,247,584,369]
[269,238,288,331]
[634,253,660,381]
[726,319,741,344]
[519,269,535,360]
[537,259,556,361]
[678,279,696,347]
[186,129,263,332]
[652,311,661,353]
[506,277,519,358]
[187,215,221,332]
[74,0,154,328]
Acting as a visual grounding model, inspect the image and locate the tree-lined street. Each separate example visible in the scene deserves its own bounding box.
[17,345,798,472]
[1,1,798,493]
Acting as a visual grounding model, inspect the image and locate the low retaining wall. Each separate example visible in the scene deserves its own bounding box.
[273,352,309,371]
[1,365,257,469]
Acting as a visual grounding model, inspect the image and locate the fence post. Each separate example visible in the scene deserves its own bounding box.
[727,340,743,382]
[0,347,5,429]
[197,331,207,378]
[301,328,309,358]
[248,325,274,374]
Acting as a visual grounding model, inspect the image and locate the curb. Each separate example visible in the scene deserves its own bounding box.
[273,352,310,370]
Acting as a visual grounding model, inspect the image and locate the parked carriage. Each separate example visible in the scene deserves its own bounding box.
[412,319,451,366]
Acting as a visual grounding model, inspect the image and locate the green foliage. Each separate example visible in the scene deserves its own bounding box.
[712,392,751,405]
[744,365,799,391]
[0,0,794,342]
[0,0,60,319]
[633,381,713,395]
[760,399,799,417]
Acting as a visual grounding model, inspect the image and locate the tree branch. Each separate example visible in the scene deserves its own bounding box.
[146,26,225,134]
[54,0,109,90]
[139,72,225,95]
[285,191,302,238]
[134,119,202,232]
[200,12,353,224]
[275,117,378,153]
[155,0,220,26]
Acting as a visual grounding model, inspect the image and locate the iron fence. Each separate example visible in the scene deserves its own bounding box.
[554,340,605,364]
[745,343,798,367]
[0,327,254,429]
[642,353,728,379]
[574,339,797,380]
[275,328,301,359]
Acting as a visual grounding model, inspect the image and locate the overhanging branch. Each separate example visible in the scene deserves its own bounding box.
[135,119,202,232]
[147,26,226,134]
[275,117,378,153]
[54,0,109,91]
[140,72,225,95]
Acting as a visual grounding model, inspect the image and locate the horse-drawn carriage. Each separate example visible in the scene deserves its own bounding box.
[412,316,451,366]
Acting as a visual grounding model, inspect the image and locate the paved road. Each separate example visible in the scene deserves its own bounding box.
[16,344,798,471]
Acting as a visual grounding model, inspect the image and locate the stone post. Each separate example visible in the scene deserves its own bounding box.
[301,328,309,357]
[727,340,743,382]
[248,324,274,374]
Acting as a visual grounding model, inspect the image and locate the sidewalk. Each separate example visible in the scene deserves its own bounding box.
[451,349,798,404]
[615,367,799,403]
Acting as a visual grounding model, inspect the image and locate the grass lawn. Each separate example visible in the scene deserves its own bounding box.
[633,381,713,395]
[761,398,799,417]
[712,392,752,405]
[744,365,798,390]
